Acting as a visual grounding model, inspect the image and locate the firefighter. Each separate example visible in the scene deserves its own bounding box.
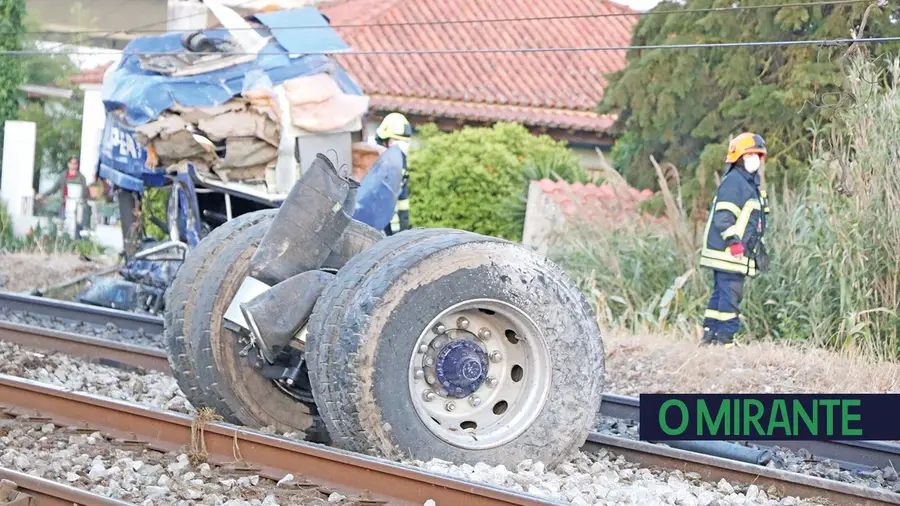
[374,112,411,235]
[699,132,772,347]
[352,113,412,233]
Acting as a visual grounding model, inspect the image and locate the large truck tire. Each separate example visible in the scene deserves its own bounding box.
[183,217,383,441]
[306,228,605,468]
[164,209,279,415]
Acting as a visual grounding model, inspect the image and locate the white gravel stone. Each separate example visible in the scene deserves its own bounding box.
[406,450,833,506]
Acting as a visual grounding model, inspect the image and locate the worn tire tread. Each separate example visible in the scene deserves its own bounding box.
[164,209,278,414]
[307,228,605,466]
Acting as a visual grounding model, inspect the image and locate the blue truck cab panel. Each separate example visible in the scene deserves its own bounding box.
[98,113,167,193]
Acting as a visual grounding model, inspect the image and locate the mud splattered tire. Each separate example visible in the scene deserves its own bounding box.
[306,228,605,467]
[164,209,278,414]
[183,217,382,441]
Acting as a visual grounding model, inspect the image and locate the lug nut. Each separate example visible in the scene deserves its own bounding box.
[414,369,425,380]
[432,337,446,350]
[486,376,498,387]
[478,328,492,340]
[490,351,502,363]
[469,396,482,407]
[423,390,435,402]
[425,357,434,366]
[457,317,470,329]
[445,401,456,412]
[426,374,437,385]
[433,323,446,334]
[418,344,428,354]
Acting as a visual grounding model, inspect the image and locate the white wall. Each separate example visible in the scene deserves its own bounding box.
[79,84,106,184]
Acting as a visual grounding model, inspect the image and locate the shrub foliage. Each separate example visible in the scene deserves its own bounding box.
[408,122,581,241]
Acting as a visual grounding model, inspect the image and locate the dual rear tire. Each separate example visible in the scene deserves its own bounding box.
[165,214,605,467]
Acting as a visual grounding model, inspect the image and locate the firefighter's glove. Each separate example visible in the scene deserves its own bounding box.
[728,243,744,257]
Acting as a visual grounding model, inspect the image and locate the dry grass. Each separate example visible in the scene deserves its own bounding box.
[189,406,223,465]
[602,328,900,397]
[0,252,115,292]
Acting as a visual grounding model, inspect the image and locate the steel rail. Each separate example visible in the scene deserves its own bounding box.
[0,320,170,374]
[585,433,900,506]
[0,292,164,334]
[0,374,564,506]
[598,393,900,472]
[0,467,133,506]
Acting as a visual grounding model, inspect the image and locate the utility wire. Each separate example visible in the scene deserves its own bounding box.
[14,0,876,38]
[124,0,259,33]
[2,35,899,56]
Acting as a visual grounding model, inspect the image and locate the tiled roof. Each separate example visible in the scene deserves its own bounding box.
[535,178,660,222]
[321,0,637,132]
[69,1,636,132]
[69,63,113,85]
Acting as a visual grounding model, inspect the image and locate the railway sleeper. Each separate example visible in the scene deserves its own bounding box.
[164,154,607,470]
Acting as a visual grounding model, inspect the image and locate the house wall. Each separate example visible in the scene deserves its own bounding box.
[521,181,565,256]
[27,0,168,41]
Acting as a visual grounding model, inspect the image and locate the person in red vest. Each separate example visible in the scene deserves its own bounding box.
[35,156,89,236]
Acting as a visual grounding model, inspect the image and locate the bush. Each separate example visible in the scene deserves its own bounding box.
[408,122,581,241]
[551,55,900,359]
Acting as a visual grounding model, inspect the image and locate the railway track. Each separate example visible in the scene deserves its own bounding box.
[0,320,170,374]
[3,302,900,505]
[0,292,164,335]
[0,374,558,506]
[0,467,131,506]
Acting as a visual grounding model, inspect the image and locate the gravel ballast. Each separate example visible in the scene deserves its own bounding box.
[0,421,348,506]
[0,341,186,414]
[406,451,828,506]
[0,306,163,349]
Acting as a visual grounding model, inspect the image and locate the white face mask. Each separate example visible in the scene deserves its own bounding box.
[743,154,761,173]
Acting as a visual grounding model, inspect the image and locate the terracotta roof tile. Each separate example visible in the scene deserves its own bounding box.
[370,94,616,132]
[535,178,663,223]
[321,0,637,132]
[69,63,113,85]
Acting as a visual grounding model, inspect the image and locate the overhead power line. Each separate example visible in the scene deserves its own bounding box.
[16,0,875,38]
[3,35,899,56]
[122,0,260,34]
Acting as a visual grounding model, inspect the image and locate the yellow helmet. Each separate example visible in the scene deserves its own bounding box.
[725,132,767,164]
[375,112,412,142]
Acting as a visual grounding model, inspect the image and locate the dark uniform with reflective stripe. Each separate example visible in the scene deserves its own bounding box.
[386,163,409,236]
[700,163,770,341]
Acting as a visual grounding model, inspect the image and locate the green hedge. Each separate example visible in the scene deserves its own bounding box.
[408,122,582,241]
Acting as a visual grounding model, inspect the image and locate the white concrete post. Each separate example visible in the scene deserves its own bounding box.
[0,121,37,235]
[79,85,106,184]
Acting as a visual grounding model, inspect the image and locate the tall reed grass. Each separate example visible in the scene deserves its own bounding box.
[550,55,900,359]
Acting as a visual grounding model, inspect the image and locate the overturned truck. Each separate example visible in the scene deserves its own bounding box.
[167,153,607,468]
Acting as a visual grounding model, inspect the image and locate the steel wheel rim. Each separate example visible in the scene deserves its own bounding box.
[407,298,552,450]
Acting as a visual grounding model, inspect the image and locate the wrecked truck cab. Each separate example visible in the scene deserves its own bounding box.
[97,6,372,254]
[87,6,385,313]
